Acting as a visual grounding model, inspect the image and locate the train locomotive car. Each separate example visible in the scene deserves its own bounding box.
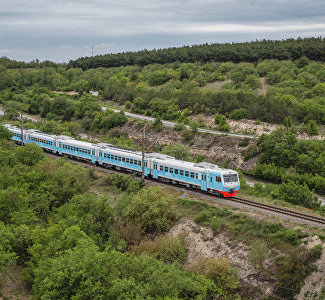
[4,124,240,197]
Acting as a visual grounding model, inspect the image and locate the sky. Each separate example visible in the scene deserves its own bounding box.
[1,0,325,63]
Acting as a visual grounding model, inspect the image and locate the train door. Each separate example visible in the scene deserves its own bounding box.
[152,162,158,179]
[144,160,148,176]
[201,173,207,191]
[98,150,103,165]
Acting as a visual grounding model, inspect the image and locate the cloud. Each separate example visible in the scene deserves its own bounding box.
[0,0,324,62]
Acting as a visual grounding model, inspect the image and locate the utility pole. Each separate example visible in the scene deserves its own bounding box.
[20,112,24,146]
[141,124,146,179]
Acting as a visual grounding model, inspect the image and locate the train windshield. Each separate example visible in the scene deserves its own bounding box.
[223,174,238,183]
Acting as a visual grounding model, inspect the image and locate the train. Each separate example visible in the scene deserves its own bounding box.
[4,124,240,197]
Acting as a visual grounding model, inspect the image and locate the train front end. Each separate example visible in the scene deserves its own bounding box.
[218,171,240,197]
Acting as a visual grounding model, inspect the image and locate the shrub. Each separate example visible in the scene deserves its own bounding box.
[229,108,247,120]
[243,144,259,161]
[122,186,178,233]
[105,174,144,193]
[187,256,240,299]
[306,120,319,135]
[218,123,230,132]
[174,122,185,131]
[113,221,144,246]
[131,234,188,263]
[194,211,212,224]
[162,143,191,160]
[153,117,163,132]
[181,129,194,142]
[214,113,226,125]
[0,125,13,141]
[238,137,250,147]
[278,180,320,209]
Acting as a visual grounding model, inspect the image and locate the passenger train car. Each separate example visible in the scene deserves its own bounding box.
[4,124,240,197]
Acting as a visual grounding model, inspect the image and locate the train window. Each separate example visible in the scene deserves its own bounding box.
[138,161,141,166]
[184,171,188,177]
[180,170,184,176]
[145,162,147,167]
[175,169,178,175]
[210,177,213,182]
[126,158,129,163]
[160,166,163,171]
[122,157,125,162]
[170,168,173,173]
[223,174,238,183]
[118,157,121,161]
[164,167,168,172]
[195,173,198,179]
[190,172,194,178]
[130,159,133,164]
[216,176,221,182]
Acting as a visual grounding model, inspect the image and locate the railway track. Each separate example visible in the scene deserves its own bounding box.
[45,152,325,227]
[230,197,325,225]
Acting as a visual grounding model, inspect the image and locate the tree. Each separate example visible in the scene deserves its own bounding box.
[0,125,13,141]
[283,116,293,128]
[121,186,178,233]
[306,120,319,136]
[162,143,191,160]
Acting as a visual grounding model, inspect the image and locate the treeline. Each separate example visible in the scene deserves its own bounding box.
[69,37,325,70]
[0,57,57,69]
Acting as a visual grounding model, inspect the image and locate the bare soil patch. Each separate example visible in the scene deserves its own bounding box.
[169,219,276,297]
[0,266,32,300]
[200,79,231,91]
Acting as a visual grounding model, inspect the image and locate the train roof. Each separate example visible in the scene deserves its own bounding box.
[60,138,97,148]
[28,129,56,140]
[153,156,236,174]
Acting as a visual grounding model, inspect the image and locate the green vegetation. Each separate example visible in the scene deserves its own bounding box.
[69,38,325,69]
[244,128,325,212]
[178,197,323,299]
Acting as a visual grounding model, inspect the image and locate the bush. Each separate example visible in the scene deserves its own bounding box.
[162,143,191,160]
[278,180,320,209]
[243,144,259,161]
[181,129,194,142]
[229,108,247,120]
[214,113,226,125]
[218,123,230,132]
[174,122,185,131]
[306,120,319,135]
[238,137,250,147]
[187,256,240,300]
[121,186,178,233]
[105,174,144,193]
[153,117,163,132]
[131,234,188,263]
[0,125,13,141]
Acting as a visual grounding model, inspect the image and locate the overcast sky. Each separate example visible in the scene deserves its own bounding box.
[1,0,325,63]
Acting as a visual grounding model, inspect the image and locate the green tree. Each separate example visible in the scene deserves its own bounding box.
[162,143,191,160]
[121,186,178,233]
[306,120,319,135]
[0,125,13,140]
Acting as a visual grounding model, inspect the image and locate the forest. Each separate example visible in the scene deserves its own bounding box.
[68,37,325,70]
